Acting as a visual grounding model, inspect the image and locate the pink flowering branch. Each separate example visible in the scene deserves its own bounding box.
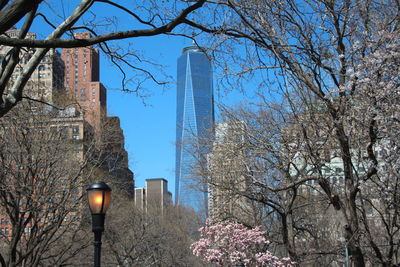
[191,220,296,266]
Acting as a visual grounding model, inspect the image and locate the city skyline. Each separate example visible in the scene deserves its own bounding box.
[7,9,245,200]
[7,16,245,200]
[105,38,244,198]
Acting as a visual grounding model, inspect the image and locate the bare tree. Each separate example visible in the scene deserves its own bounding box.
[0,97,136,266]
[0,100,95,266]
[183,1,400,266]
[101,188,204,267]
[0,0,207,117]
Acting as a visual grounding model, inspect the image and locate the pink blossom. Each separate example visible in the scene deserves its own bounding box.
[191,220,295,266]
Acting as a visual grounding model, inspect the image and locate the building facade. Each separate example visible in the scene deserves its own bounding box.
[62,32,106,130]
[0,29,65,104]
[207,122,259,226]
[0,107,93,239]
[135,178,172,214]
[101,116,134,196]
[175,45,214,214]
[62,33,134,194]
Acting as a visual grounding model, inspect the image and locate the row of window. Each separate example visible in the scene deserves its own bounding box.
[320,166,366,175]
[15,55,51,65]
[306,177,345,185]
[50,125,80,140]
[3,227,34,234]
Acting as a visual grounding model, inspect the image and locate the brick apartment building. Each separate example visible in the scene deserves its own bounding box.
[62,32,106,130]
[0,29,65,104]
[0,107,93,238]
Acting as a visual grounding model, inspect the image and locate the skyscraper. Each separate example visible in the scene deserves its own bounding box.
[62,32,106,129]
[175,45,214,214]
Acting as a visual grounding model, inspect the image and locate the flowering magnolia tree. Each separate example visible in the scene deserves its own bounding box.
[191,220,295,266]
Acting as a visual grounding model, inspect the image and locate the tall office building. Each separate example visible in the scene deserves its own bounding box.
[62,32,106,129]
[175,45,214,214]
[135,178,172,214]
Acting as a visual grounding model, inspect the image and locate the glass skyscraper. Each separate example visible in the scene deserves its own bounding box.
[175,45,214,214]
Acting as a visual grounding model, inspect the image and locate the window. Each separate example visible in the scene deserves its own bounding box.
[83,58,87,78]
[72,126,79,134]
[60,127,68,139]
[1,218,4,224]
[38,65,45,71]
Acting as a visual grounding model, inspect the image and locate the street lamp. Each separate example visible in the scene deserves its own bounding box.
[87,181,112,267]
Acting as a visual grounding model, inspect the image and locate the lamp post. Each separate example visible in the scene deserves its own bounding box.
[87,181,112,267]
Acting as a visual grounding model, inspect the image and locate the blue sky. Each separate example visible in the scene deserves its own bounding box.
[104,34,184,192]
